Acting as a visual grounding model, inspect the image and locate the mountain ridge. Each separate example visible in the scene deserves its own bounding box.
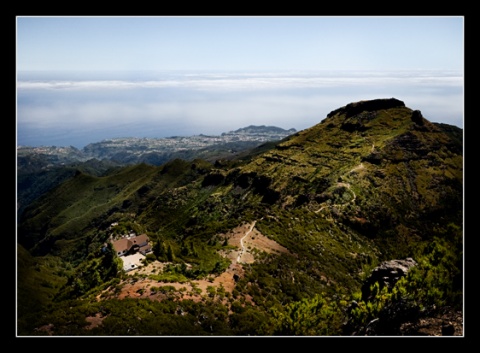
[17,125,296,217]
[16,98,463,336]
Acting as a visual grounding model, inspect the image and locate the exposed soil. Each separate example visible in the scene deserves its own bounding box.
[86,221,290,331]
[92,222,288,309]
[87,221,463,336]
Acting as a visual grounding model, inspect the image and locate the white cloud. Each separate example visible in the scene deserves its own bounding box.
[17,70,463,92]
[16,70,464,147]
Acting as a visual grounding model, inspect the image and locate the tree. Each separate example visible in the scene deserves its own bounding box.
[167,244,175,262]
[153,238,166,259]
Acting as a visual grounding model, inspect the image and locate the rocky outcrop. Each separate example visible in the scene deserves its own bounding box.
[327,98,406,118]
[202,172,226,187]
[342,258,420,335]
[361,258,417,301]
[411,110,425,125]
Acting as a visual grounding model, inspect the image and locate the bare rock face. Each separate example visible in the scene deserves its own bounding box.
[361,258,417,301]
[343,98,406,118]
[327,98,406,119]
[411,110,424,125]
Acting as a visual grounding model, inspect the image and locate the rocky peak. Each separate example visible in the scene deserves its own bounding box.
[327,98,406,118]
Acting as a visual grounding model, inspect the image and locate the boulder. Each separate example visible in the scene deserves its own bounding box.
[361,257,417,301]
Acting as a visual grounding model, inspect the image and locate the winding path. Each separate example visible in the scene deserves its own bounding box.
[314,182,356,214]
[237,221,256,263]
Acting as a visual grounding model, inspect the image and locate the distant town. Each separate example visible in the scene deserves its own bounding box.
[17,125,297,167]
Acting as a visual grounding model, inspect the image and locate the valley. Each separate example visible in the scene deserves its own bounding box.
[17,98,464,336]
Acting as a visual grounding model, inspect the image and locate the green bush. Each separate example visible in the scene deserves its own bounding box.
[266,294,346,335]
[344,234,463,335]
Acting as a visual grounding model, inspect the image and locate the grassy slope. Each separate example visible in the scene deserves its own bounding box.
[17,244,70,333]
[16,99,463,335]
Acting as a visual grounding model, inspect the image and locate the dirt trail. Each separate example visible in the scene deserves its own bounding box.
[89,220,464,336]
[237,221,256,263]
[101,221,289,304]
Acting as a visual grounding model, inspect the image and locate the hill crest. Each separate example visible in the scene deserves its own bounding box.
[17,98,463,336]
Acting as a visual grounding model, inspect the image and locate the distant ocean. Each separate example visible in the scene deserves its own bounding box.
[16,70,463,149]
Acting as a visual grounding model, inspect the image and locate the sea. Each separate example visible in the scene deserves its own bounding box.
[16,70,464,149]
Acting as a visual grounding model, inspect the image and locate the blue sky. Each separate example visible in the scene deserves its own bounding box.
[17,16,463,72]
[16,16,464,148]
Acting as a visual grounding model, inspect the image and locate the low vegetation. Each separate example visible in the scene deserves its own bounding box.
[16,99,463,336]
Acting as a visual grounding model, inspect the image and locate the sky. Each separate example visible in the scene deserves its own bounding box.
[16,16,464,148]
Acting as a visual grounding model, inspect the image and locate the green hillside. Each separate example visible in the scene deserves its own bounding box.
[16,98,463,336]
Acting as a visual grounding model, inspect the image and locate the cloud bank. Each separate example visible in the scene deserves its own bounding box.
[16,70,463,148]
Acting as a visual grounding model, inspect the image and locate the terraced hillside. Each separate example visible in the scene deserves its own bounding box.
[17,98,463,336]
